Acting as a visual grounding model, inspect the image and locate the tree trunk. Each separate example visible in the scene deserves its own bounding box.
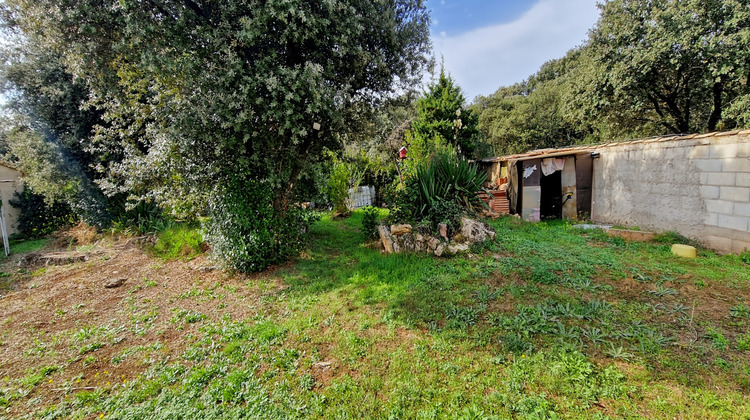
[707,79,723,132]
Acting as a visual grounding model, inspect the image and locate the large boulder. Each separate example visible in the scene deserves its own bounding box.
[459,217,496,243]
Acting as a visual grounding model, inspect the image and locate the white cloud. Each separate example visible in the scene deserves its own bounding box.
[431,0,600,101]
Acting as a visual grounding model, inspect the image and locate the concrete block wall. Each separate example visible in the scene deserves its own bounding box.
[591,131,750,253]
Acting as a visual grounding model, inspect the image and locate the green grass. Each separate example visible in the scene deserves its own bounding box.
[7,238,50,255]
[151,223,205,260]
[5,211,750,419]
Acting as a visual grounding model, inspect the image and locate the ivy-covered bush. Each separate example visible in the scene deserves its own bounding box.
[9,186,72,238]
[205,179,318,273]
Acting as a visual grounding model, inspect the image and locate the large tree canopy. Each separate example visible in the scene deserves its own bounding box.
[473,0,749,156]
[582,0,750,134]
[2,0,431,270]
[3,0,431,213]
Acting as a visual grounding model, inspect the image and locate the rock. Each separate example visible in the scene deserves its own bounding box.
[434,243,445,257]
[427,237,440,251]
[402,234,415,252]
[452,233,466,243]
[390,224,412,236]
[104,278,126,289]
[438,223,449,240]
[313,361,332,371]
[447,243,470,254]
[459,217,496,243]
[378,225,395,254]
[19,252,89,268]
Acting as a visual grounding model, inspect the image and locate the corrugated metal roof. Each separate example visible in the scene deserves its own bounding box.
[480,130,750,163]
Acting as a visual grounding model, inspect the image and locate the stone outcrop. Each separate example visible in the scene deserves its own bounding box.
[378,218,496,256]
[459,217,497,243]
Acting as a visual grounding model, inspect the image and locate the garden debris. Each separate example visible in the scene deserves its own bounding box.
[104,278,127,288]
[124,235,157,247]
[606,229,655,242]
[18,252,89,268]
[378,225,395,254]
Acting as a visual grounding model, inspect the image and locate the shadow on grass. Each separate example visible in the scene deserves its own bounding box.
[278,211,750,333]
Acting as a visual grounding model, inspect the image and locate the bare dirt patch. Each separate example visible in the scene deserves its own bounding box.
[0,237,280,417]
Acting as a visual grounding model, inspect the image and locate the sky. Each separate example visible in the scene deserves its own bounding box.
[427,0,601,102]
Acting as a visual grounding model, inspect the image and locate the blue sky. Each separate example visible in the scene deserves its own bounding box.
[427,0,601,101]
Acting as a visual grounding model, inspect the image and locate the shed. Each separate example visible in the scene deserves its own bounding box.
[481,148,596,222]
[480,130,750,253]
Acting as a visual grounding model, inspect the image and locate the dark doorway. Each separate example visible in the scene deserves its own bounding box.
[540,170,562,219]
[575,153,593,218]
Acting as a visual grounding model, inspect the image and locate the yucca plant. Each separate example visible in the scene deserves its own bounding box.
[414,153,487,219]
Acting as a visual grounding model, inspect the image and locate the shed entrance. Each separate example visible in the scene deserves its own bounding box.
[540,170,562,220]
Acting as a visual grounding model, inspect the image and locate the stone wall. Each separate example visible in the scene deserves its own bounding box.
[591,131,750,253]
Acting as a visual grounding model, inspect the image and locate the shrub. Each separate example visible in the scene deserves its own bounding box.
[327,161,351,214]
[361,206,379,239]
[415,153,487,214]
[9,187,72,238]
[112,200,175,235]
[427,198,464,233]
[387,153,486,232]
[204,179,318,272]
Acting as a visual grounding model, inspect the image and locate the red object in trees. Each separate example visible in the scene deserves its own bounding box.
[398,146,408,159]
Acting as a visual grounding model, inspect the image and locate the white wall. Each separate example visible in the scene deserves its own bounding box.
[592,131,750,253]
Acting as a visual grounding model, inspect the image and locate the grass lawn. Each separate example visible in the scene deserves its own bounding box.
[1,211,749,419]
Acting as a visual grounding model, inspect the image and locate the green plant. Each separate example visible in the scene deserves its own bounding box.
[152,224,205,261]
[706,327,728,351]
[328,161,352,214]
[361,206,379,239]
[736,332,750,352]
[730,303,750,318]
[112,200,175,235]
[9,186,72,238]
[427,198,465,233]
[605,345,634,361]
[648,284,677,297]
[414,153,487,216]
[205,178,319,272]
